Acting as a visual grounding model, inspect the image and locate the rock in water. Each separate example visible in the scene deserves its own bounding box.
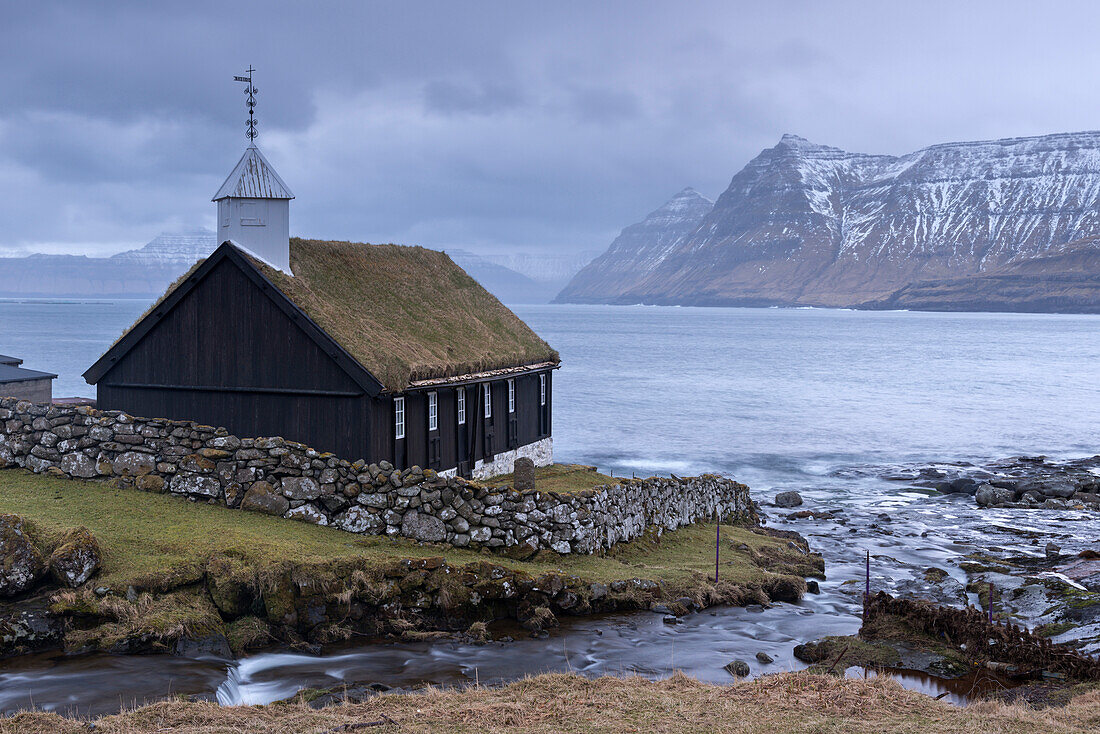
[755,652,774,664]
[724,659,751,677]
[48,527,101,587]
[774,491,803,508]
[975,484,1015,507]
[0,514,44,596]
[513,457,536,491]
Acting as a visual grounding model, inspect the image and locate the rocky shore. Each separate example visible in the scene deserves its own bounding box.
[898,455,1100,510]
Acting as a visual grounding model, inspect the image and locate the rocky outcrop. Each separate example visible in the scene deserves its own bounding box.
[47,528,101,588]
[905,456,1100,510]
[0,398,755,555]
[563,132,1100,312]
[0,515,43,597]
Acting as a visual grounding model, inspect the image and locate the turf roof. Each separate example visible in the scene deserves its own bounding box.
[245,238,558,391]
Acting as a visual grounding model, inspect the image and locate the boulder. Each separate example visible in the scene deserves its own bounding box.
[975,484,1014,507]
[0,514,44,597]
[401,511,446,542]
[240,481,290,516]
[285,504,329,525]
[774,491,803,508]
[59,452,97,478]
[280,477,321,500]
[48,527,101,587]
[169,473,221,498]
[513,457,536,491]
[940,477,979,495]
[724,659,751,678]
[336,506,385,533]
[112,451,156,477]
[755,651,774,664]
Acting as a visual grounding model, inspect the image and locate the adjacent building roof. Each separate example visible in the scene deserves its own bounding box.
[0,354,22,366]
[212,145,295,201]
[86,239,559,393]
[0,363,57,385]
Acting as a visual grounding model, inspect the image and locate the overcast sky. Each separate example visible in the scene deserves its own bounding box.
[3,1,1099,257]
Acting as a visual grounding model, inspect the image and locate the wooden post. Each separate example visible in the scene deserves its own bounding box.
[863,550,870,619]
[714,521,720,583]
[988,582,994,623]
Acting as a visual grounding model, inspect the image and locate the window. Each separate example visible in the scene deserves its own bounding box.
[394,397,405,439]
[240,201,265,226]
[483,383,492,419]
[539,374,547,406]
[427,392,438,431]
[456,388,466,424]
[507,379,515,413]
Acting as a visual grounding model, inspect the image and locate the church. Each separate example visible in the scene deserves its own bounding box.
[84,139,558,479]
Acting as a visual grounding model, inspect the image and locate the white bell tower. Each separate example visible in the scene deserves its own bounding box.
[212,67,295,273]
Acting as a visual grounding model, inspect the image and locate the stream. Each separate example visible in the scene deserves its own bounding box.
[3,461,1096,718]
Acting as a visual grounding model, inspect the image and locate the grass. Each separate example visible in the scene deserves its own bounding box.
[485,463,618,494]
[0,469,797,591]
[4,671,1100,733]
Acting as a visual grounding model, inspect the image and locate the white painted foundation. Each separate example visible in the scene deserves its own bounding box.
[472,437,553,480]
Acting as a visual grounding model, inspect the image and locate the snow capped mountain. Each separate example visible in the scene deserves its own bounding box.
[110,228,217,267]
[554,187,713,303]
[0,228,218,298]
[557,132,1100,311]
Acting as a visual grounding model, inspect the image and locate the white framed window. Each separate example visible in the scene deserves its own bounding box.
[427,392,438,431]
[456,388,466,424]
[394,397,405,440]
[483,383,492,419]
[507,379,515,413]
[539,374,547,406]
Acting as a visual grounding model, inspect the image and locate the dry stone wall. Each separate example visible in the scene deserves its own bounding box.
[0,398,754,554]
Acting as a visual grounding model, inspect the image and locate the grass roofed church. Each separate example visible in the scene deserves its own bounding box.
[84,143,559,479]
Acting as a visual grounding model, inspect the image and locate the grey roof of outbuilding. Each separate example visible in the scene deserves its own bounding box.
[212,144,295,201]
[0,354,22,366]
[0,363,57,384]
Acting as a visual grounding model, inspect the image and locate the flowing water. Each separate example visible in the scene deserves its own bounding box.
[1,301,1098,716]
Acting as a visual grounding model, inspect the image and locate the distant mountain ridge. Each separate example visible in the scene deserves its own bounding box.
[0,229,215,298]
[556,131,1100,312]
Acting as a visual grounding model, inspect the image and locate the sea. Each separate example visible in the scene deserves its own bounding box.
[1,298,1098,715]
[4,299,1098,475]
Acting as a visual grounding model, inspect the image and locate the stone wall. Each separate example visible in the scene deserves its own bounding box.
[0,398,754,555]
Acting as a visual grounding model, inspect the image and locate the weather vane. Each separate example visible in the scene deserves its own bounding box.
[233,66,258,142]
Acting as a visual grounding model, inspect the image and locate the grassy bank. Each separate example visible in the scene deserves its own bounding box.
[485,463,617,494]
[4,672,1099,733]
[0,468,801,590]
[1,468,818,655]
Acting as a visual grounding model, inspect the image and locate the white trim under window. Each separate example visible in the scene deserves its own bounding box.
[427,391,438,431]
[483,383,492,419]
[456,388,466,424]
[394,397,406,440]
[539,374,547,406]
[507,378,515,413]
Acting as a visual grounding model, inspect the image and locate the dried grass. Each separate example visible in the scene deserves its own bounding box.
[255,239,559,390]
[3,672,1099,734]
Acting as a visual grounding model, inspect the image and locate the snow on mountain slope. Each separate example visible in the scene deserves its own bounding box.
[563,131,1100,310]
[110,228,217,267]
[554,187,713,303]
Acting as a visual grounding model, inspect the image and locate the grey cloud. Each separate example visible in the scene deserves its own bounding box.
[2,1,1100,257]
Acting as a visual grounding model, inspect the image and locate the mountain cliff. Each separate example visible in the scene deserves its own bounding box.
[557,132,1100,311]
[0,229,215,298]
[554,188,713,303]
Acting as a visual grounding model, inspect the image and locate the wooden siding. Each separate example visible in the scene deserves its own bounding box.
[379,370,553,474]
[95,257,372,459]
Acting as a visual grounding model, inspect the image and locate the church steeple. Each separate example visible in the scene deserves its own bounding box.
[212,69,294,274]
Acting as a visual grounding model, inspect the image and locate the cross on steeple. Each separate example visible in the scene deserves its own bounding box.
[233,66,258,143]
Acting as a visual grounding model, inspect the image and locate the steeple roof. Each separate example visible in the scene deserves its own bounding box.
[212,144,295,201]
